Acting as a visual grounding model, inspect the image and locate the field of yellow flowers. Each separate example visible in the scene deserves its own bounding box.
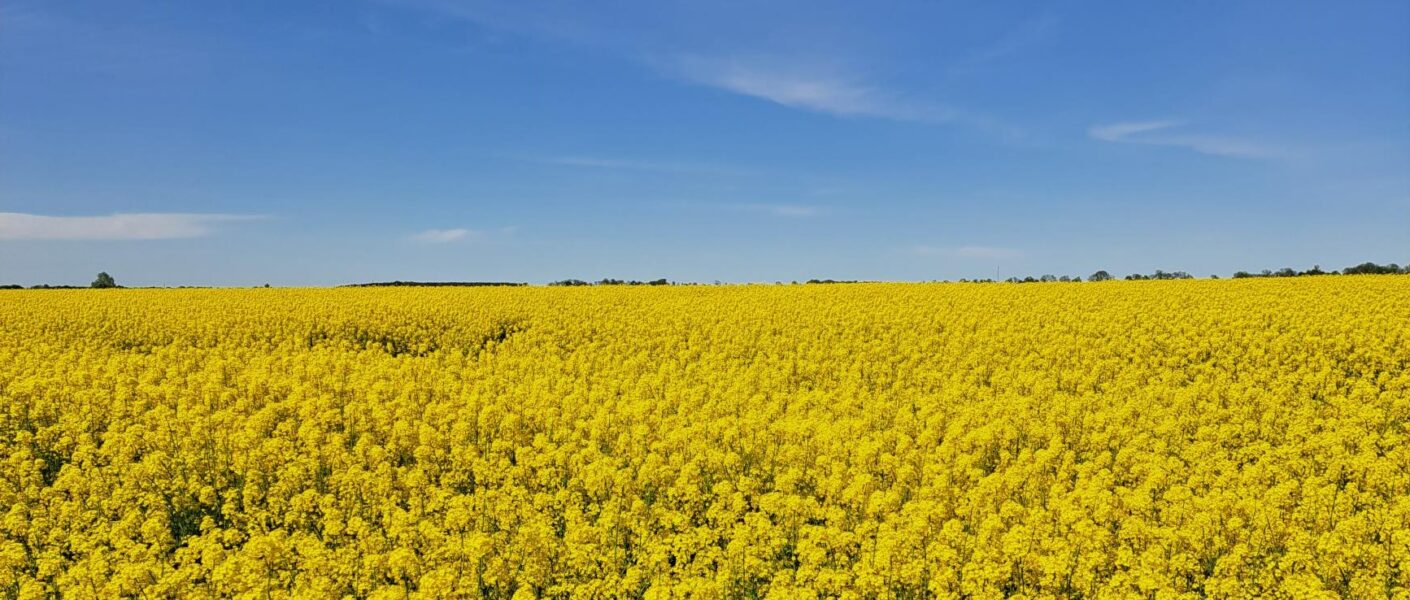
[1,278,1407,598]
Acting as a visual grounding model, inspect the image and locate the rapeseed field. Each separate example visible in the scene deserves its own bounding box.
[1,278,1406,598]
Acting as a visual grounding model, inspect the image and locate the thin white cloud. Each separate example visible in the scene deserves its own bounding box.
[1089,120,1179,142]
[666,55,954,123]
[0,212,262,241]
[379,1,1022,136]
[662,57,1025,139]
[372,0,596,46]
[950,13,1059,75]
[911,245,1022,259]
[411,228,476,243]
[1090,120,1276,158]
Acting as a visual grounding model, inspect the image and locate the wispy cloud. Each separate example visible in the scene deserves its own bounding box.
[910,244,1022,259]
[411,228,477,243]
[666,55,956,123]
[1089,120,1179,142]
[376,1,1019,136]
[662,56,1025,139]
[1089,120,1276,158]
[0,212,262,241]
[409,226,517,244]
[371,0,596,46]
[950,13,1059,75]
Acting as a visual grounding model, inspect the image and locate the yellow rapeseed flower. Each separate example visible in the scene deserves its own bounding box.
[0,278,1406,597]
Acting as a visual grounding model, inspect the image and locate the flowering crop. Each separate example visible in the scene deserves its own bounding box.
[1,278,1407,598]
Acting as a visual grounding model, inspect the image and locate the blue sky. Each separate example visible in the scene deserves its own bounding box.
[2,1,1407,285]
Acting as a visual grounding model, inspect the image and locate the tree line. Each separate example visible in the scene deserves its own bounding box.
[3,263,1406,290]
[549,278,671,286]
[1231,262,1406,278]
[345,281,526,287]
[958,261,1406,284]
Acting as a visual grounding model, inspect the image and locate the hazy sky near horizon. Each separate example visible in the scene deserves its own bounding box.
[2,1,1408,285]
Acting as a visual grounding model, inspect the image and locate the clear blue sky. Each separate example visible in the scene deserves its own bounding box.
[2,1,1407,285]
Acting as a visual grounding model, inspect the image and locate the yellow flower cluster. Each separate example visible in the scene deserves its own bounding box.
[1,278,1407,598]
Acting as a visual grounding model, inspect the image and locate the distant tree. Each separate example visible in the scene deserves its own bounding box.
[1342,261,1406,275]
[91,272,117,288]
[1344,262,1376,275]
[1089,270,1113,282]
[648,278,669,286]
[1232,271,1253,279]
